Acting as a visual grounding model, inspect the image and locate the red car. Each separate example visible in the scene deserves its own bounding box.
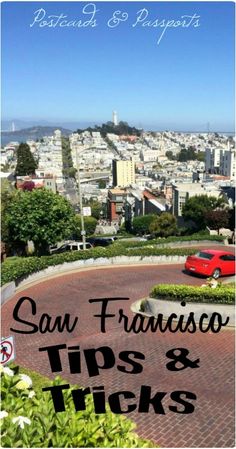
[185,250,235,279]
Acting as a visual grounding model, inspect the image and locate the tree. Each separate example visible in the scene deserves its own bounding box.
[132,214,156,235]
[91,201,103,220]
[15,143,37,176]
[62,137,76,179]
[149,212,178,237]
[72,215,97,238]
[228,207,235,231]
[22,180,35,191]
[67,167,77,178]
[5,189,75,255]
[165,151,175,160]
[177,147,197,162]
[1,162,11,172]
[196,151,205,162]
[182,195,227,230]
[98,179,106,189]
[1,180,17,244]
[204,209,230,234]
[83,200,104,220]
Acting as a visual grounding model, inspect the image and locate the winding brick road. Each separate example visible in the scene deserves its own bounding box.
[2,261,235,447]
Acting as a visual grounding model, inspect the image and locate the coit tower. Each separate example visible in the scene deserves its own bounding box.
[112,110,118,126]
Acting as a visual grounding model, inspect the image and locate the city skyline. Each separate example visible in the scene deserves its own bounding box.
[1,117,235,135]
[2,1,235,132]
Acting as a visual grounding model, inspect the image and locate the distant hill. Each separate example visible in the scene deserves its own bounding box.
[1,126,72,146]
[1,120,101,131]
[76,121,142,137]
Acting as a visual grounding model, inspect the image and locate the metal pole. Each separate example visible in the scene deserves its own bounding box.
[76,148,86,249]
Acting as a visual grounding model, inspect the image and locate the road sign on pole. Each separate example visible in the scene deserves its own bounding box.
[83,207,91,217]
[1,336,15,365]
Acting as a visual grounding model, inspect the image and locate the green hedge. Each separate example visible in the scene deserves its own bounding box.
[1,246,197,286]
[150,284,235,304]
[115,233,225,249]
[126,248,195,257]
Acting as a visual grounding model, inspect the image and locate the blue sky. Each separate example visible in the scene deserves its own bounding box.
[1,1,235,131]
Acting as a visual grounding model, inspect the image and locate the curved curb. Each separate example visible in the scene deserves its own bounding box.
[131,298,235,328]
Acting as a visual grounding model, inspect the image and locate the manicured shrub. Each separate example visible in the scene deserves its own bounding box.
[150,284,234,304]
[132,215,157,235]
[116,233,225,249]
[0,365,153,448]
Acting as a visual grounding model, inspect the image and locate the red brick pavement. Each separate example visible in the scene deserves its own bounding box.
[1,263,235,447]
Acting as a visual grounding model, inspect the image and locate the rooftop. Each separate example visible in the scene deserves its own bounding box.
[109,188,126,194]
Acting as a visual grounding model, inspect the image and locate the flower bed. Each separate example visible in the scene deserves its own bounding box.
[0,364,153,448]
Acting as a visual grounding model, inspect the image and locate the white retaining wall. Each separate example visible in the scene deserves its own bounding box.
[1,282,16,306]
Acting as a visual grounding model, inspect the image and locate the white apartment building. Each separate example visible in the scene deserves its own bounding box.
[205,147,222,173]
[134,176,154,188]
[220,150,235,179]
[140,149,159,162]
[172,183,221,217]
[205,146,235,179]
[37,130,64,188]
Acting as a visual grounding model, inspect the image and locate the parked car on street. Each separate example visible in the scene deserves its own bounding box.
[185,249,235,279]
[87,237,116,247]
[50,241,93,254]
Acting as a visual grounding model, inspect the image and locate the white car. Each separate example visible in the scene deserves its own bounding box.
[49,241,92,254]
